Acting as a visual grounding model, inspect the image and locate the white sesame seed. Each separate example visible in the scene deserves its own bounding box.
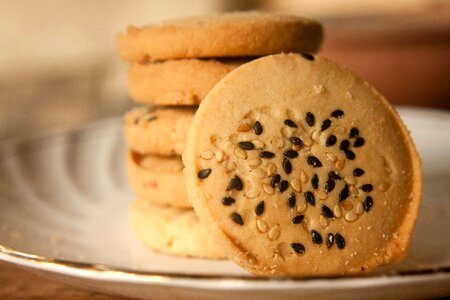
[314,84,325,94]
[237,123,251,132]
[273,138,284,149]
[248,158,261,168]
[296,201,307,213]
[262,184,275,195]
[345,212,358,222]
[335,125,346,135]
[251,168,266,178]
[335,159,345,170]
[200,150,214,160]
[300,171,308,183]
[325,152,337,162]
[333,205,342,218]
[315,190,328,200]
[344,176,356,185]
[342,201,354,210]
[215,149,225,162]
[256,219,269,233]
[290,178,302,192]
[224,161,237,173]
[245,188,259,199]
[350,185,359,197]
[252,139,265,149]
[234,147,247,159]
[311,130,320,141]
[356,202,364,215]
[267,163,277,176]
[319,215,329,227]
[268,225,280,241]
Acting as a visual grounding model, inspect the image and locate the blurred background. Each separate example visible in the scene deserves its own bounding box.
[0,0,449,139]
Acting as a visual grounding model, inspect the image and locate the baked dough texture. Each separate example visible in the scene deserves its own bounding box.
[126,151,190,208]
[129,199,225,259]
[183,53,422,276]
[117,12,323,62]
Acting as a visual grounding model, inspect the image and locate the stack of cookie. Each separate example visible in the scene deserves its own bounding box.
[117,12,323,259]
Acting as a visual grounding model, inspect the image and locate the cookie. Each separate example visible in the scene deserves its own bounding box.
[124,106,195,156]
[129,199,225,259]
[183,53,422,276]
[117,12,323,62]
[128,58,246,105]
[126,150,190,208]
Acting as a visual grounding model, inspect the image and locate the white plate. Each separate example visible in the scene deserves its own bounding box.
[0,107,449,299]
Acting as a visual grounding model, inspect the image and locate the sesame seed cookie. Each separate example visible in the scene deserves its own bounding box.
[124,106,195,156]
[128,58,246,105]
[129,199,225,259]
[117,12,323,62]
[127,151,190,208]
[183,53,422,276]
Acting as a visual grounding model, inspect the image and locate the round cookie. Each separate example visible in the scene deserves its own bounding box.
[129,199,225,259]
[128,58,246,105]
[183,53,422,276]
[117,12,323,62]
[126,151,190,208]
[124,106,195,156]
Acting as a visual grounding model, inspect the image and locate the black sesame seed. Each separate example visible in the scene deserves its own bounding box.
[147,116,157,122]
[284,149,298,158]
[292,215,304,224]
[291,243,305,254]
[255,201,265,216]
[231,212,244,225]
[307,156,322,167]
[271,174,281,187]
[222,196,235,206]
[326,135,337,147]
[311,230,323,244]
[353,168,365,177]
[328,171,342,180]
[198,169,211,179]
[360,184,373,192]
[260,151,275,159]
[344,149,356,160]
[321,119,332,132]
[354,137,365,147]
[325,178,335,193]
[279,180,289,193]
[335,233,346,249]
[322,205,334,218]
[289,137,303,146]
[349,127,359,138]
[287,193,296,208]
[283,158,292,174]
[227,176,243,191]
[311,174,319,189]
[305,112,315,127]
[339,140,350,150]
[304,191,315,206]
[284,119,298,128]
[363,196,374,212]
[331,110,344,118]
[238,141,255,150]
[301,53,315,61]
[327,233,334,248]
[253,121,263,135]
[339,184,350,201]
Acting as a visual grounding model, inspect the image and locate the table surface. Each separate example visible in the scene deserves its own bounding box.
[0,261,133,299]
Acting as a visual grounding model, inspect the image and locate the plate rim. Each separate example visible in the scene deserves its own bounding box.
[1,106,449,288]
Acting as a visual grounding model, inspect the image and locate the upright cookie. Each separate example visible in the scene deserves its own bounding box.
[127,151,190,208]
[130,199,225,259]
[117,12,323,62]
[128,58,246,105]
[183,54,422,276]
[124,106,195,156]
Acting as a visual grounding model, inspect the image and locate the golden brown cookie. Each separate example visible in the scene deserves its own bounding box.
[126,150,190,208]
[128,58,246,105]
[117,12,323,62]
[183,53,422,276]
[124,106,195,156]
[129,199,225,259]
